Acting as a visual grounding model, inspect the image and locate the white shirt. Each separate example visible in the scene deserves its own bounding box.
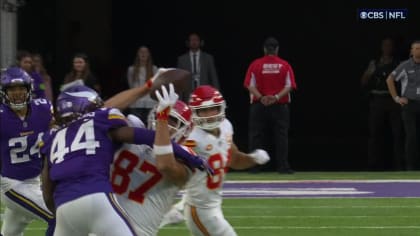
[127,65,158,109]
[189,50,201,74]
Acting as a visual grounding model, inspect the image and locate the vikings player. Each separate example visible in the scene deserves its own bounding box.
[112,85,195,236]
[39,84,209,236]
[0,67,55,236]
[182,85,270,236]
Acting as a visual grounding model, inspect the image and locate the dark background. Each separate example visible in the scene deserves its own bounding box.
[16,0,420,171]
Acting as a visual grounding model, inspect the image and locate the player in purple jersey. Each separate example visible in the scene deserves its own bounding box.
[40,84,210,236]
[0,67,55,236]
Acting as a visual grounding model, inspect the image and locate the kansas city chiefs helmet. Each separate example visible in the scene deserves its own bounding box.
[188,85,226,130]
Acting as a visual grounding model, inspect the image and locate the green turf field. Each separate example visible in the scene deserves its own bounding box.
[2,172,420,236]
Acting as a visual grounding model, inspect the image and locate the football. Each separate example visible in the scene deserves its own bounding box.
[149,68,191,100]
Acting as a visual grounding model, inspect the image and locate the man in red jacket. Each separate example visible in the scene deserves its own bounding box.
[243,36,297,174]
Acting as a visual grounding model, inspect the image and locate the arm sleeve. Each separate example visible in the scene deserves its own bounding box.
[391,62,405,82]
[243,62,255,88]
[133,127,203,165]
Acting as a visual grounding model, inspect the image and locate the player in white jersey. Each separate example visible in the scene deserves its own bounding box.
[177,85,270,236]
[111,84,197,236]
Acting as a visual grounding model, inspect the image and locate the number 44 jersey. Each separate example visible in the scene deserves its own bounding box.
[40,107,128,207]
[184,119,233,208]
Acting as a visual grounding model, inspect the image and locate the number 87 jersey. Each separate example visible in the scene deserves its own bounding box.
[184,118,233,208]
[111,143,183,235]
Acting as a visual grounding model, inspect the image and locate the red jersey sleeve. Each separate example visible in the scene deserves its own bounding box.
[243,60,257,88]
[286,63,297,90]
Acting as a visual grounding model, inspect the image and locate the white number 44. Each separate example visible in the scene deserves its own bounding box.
[50,120,100,164]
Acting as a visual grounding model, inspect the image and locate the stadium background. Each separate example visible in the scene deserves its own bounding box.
[15,0,420,171]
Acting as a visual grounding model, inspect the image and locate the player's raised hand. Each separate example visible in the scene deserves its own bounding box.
[155,83,179,112]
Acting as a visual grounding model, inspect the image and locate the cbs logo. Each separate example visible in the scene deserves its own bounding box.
[359,11,384,19]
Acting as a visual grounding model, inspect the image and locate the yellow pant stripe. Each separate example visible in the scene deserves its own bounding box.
[191,205,210,236]
[8,189,54,219]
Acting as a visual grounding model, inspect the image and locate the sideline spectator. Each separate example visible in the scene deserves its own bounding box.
[243,36,297,174]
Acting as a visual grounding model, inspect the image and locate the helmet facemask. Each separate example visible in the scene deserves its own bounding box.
[3,84,31,111]
[191,101,226,130]
[168,113,192,143]
[0,67,33,111]
[188,85,226,131]
[147,100,193,143]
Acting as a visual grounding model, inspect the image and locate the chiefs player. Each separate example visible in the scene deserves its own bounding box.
[175,85,270,236]
[111,84,199,236]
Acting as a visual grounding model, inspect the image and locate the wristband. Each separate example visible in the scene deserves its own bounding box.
[156,107,170,120]
[394,96,400,103]
[146,79,153,88]
[153,144,173,155]
[274,94,280,100]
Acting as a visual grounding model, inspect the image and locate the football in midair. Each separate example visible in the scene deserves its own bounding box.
[149,68,191,100]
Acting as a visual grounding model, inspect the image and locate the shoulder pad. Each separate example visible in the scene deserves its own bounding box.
[108,108,125,120]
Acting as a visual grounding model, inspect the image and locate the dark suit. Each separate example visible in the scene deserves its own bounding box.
[177,50,219,102]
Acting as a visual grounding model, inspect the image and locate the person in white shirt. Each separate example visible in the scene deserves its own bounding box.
[126,46,158,125]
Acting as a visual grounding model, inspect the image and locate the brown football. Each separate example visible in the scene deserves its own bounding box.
[149,68,191,100]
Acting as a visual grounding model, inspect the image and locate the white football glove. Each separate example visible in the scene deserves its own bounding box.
[148,67,176,86]
[155,83,179,113]
[249,149,270,165]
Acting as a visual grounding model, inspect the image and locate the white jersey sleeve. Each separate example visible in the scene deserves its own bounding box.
[184,119,233,208]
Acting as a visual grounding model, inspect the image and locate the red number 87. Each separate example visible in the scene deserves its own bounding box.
[111,150,162,204]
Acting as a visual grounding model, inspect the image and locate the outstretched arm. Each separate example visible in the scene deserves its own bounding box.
[228,143,270,170]
[104,68,173,110]
[104,84,150,110]
[109,125,209,172]
[153,84,189,187]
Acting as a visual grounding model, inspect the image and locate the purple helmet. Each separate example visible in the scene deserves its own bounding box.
[0,67,33,110]
[56,85,103,119]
